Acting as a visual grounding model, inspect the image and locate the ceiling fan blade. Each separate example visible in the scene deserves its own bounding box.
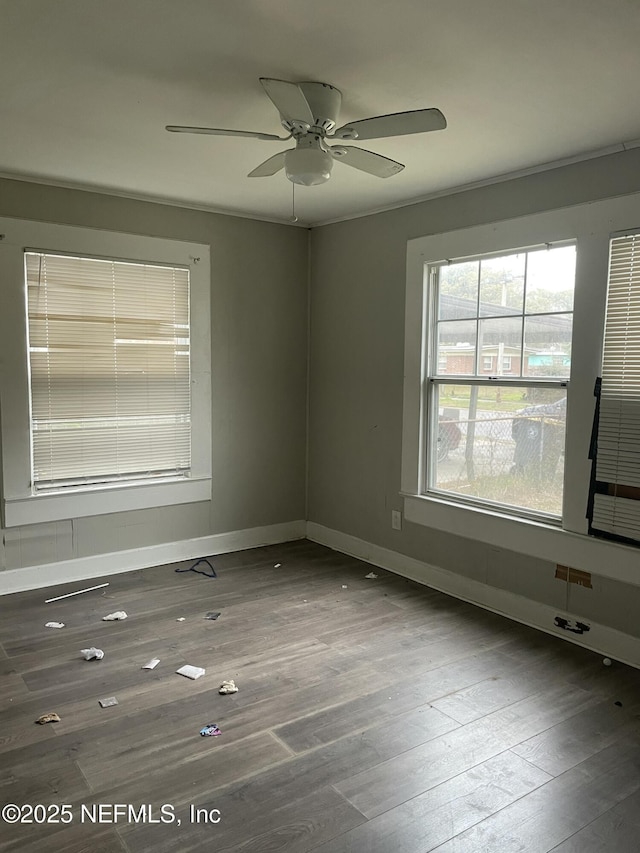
[259,78,315,126]
[166,125,289,141]
[333,108,446,141]
[330,146,404,178]
[248,151,288,178]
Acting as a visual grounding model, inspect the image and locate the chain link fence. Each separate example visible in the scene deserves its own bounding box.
[437,411,565,482]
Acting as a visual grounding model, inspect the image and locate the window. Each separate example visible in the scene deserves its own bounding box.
[26,252,191,491]
[0,217,211,526]
[591,232,640,543]
[429,245,575,519]
[401,193,640,579]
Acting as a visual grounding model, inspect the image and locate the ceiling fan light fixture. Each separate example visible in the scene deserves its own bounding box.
[284,147,333,186]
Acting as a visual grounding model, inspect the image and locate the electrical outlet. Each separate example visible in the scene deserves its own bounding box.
[391,510,402,530]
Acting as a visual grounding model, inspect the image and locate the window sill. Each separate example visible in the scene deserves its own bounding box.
[3,477,211,527]
[402,492,640,586]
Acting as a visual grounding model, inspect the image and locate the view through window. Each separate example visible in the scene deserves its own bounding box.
[427,244,576,518]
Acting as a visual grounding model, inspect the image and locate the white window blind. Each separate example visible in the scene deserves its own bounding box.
[26,252,191,491]
[593,233,640,540]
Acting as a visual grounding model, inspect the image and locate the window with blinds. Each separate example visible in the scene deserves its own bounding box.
[592,232,640,542]
[25,251,191,491]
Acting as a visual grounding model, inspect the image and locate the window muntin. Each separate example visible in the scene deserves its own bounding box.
[427,244,575,519]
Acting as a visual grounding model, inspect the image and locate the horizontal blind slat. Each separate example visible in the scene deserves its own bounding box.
[592,494,640,540]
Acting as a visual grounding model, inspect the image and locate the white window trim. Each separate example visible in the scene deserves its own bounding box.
[0,217,211,527]
[401,193,640,583]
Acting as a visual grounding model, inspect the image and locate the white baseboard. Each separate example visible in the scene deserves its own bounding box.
[0,520,306,596]
[306,521,640,670]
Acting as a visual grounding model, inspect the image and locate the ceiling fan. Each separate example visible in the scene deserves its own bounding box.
[166,78,446,186]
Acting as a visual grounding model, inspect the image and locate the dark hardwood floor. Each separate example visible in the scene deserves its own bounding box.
[2,539,640,852]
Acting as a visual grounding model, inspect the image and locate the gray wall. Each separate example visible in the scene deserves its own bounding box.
[308,147,640,636]
[0,178,308,569]
[5,150,640,636]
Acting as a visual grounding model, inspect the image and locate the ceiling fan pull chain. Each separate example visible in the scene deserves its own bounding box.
[290,182,298,223]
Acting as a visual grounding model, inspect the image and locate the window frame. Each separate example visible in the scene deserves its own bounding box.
[424,243,575,522]
[0,217,211,527]
[400,193,640,582]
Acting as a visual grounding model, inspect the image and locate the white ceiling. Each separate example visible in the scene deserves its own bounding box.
[1,0,640,226]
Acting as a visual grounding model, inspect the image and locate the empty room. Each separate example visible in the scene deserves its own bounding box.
[3,2,640,851]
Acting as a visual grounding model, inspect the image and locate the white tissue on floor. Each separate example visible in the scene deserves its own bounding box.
[81,647,104,660]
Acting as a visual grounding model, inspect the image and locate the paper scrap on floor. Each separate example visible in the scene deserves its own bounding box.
[142,658,160,670]
[81,647,104,660]
[45,621,65,628]
[102,611,127,621]
[365,572,378,579]
[219,679,238,694]
[99,696,118,708]
[35,712,60,724]
[176,665,205,680]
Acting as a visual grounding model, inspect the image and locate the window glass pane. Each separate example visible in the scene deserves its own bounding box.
[524,313,572,377]
[433,383,566,516]
[479,254,525,316]
[436,319,477,375]
[438,261,479,320]
[525,245,576,314]
[478,317,523,377]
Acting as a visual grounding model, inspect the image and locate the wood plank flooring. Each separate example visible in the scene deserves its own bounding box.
[1,539,640,852]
